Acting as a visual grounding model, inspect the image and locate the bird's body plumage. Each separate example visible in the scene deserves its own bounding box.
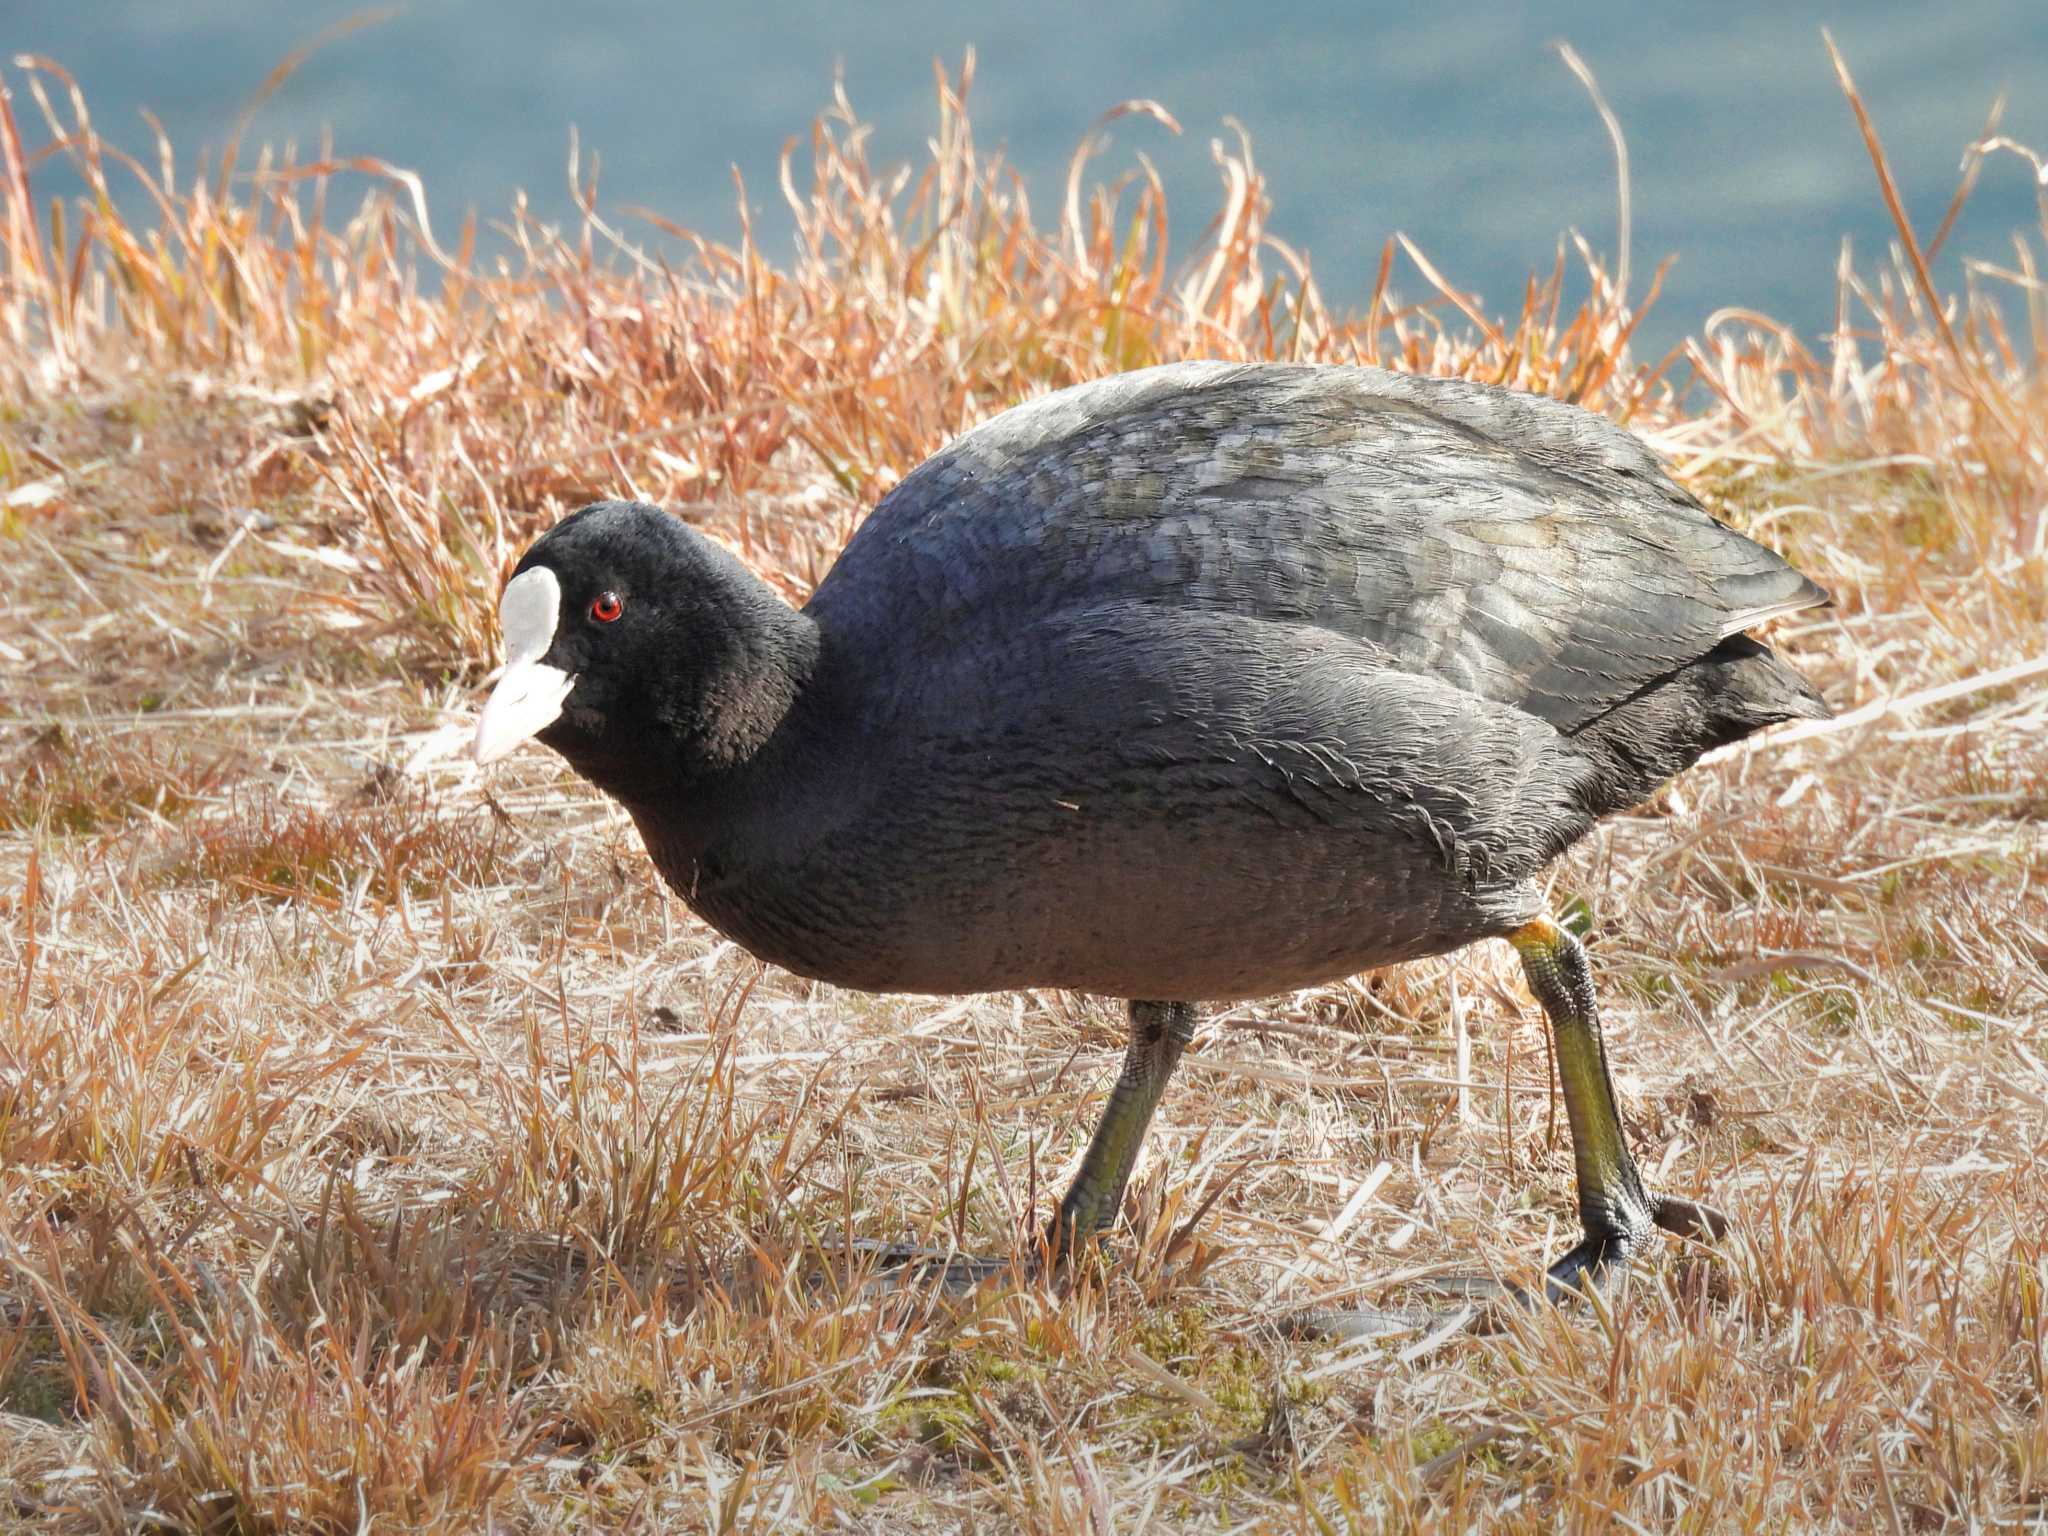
[582,363,1825,1000]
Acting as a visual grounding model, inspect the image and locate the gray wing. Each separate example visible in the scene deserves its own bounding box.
[806,361,1828,733]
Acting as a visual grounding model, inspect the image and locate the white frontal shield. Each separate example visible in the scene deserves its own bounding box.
[473,566,576,764]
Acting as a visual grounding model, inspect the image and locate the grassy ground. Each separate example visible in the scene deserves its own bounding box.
[3,47,2047,1532]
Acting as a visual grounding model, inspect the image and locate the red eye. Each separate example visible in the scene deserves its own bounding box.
[589,591,623,623]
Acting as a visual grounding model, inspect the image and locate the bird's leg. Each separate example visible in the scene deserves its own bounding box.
[1047,999,1198,1259]
[851,999,1195,1300]
[1282,918,1730,1343]
[1511,916,1729,1301]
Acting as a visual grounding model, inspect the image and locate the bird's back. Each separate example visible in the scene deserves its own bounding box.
[807,361,1825,736]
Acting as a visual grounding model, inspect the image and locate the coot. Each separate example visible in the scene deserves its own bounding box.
[474,362,1828,1317]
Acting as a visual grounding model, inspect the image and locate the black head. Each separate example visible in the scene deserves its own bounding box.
[473,501,815,800]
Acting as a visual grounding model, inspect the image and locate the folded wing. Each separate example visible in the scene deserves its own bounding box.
[808,362,1828,734]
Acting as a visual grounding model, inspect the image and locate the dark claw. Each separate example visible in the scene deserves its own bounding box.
[860,1252,1016,1299]
[1539,1226,1646,1303]
[1652,1193,1731,1241]
[1278,1300,1471,1342]
[802,1239,1022,1302]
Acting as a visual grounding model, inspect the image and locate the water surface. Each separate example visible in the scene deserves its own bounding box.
[13,3,2048,354]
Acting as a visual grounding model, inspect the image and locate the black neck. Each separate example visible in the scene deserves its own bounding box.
[612,614,854,894]
[674,583,822,775]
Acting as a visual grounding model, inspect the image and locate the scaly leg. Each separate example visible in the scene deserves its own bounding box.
[1512,915,1728,1300]
[1285,917,1729,1340]
[857,998,1196,1296]
[1047,999,1197,1257]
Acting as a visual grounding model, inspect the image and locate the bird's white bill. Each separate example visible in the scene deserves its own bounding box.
[474,566,572,764]
[473,659,575,764]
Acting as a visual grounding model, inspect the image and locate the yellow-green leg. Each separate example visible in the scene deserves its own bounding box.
[1286,916,1731,1339]
[856,999,1195,1298]
[1049,999,1197,1256]
[1511,916,1727,1300]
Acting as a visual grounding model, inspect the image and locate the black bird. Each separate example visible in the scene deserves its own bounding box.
[474,362,1828,1325]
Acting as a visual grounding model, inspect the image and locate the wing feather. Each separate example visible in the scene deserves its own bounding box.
[808,362,1829,733]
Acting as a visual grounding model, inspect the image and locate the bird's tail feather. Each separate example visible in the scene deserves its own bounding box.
[1569,634,1827,817]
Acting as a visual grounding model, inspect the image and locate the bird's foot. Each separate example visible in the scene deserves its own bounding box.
[1449,1189,1731,1307]
[800,1238,1023,1303]
[825,1204,1145,1304]
[1277,1298,1474,1342]
[1282,1192,1730,1343]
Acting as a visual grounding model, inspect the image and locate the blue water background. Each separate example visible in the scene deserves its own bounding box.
[11,2,2048,355]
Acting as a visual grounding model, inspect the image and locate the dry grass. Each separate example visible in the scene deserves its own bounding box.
[2,40,2045,1532]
